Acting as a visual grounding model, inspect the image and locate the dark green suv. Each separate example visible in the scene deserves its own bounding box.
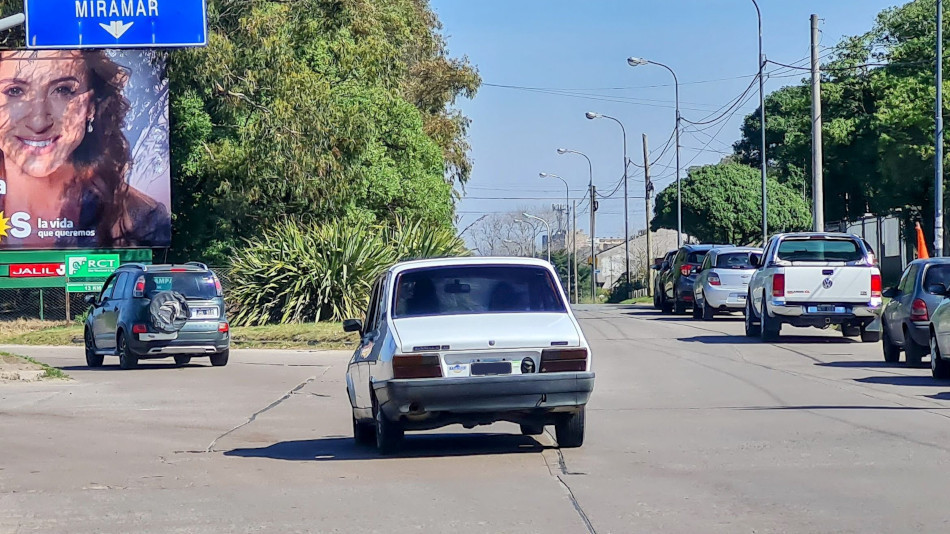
[83,262,230,369]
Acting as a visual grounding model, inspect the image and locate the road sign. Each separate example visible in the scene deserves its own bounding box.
[25,0,207,49]
[66,254,120,278]
[66,282,104,293]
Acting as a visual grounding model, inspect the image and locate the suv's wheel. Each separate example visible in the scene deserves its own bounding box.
[905,329,928,367]
[702,300,715,321]
[117,332,138,370]
[744,297,761,337]
[210,349,229,367]
[932,332,950,379]
[84,328,103,368]
[653,289,660,310]
[174,356,192,366]
[760,296,781,341]
[520,423,544,436]
[555,407,585,448]
[353,413,375,446]
[882,326,901,363]
[660,291,673,314]
[373,396,403,454]
[673,292,688,315]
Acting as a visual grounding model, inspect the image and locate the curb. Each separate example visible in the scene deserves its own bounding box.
[0,369,46,382]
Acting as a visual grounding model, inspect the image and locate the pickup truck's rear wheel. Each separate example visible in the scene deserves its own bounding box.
[744,297,761,337]
[860,325,881,343]
[882,327,901,363]
[760,295,781,341]
[520,424,544,436]
[555,407,585,448]
[932,333,950,379]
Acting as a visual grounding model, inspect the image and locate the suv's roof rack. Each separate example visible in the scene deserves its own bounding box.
[119,262,148,271]
[185,261,208,270]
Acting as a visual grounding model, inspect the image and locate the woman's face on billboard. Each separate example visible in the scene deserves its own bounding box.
[0,51,93,179]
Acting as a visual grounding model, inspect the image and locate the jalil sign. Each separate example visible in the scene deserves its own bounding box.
[10,263,66,278]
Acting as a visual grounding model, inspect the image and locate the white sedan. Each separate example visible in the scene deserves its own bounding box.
[692,247,762,320]
[344,257,595,453]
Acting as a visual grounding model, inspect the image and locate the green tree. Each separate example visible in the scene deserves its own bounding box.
[651,163,811,245]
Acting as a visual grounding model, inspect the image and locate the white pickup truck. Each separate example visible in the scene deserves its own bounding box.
[744,232,883,342]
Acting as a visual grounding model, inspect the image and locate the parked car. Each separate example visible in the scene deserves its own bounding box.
[83,262,230,369]
[745,232,882,342]
[658,244,730,314]
[881,259,950,366]
[652,250,677,310]
[344,257,595,453]
[692,247,762,320]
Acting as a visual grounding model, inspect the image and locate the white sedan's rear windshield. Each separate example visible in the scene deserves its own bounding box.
[777,238,863,262]
[393,265,566,318]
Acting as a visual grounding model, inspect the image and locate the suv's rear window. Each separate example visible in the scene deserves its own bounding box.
[716,252,755,269]
[776,239,863,262]
[393,265,566,318]
[145,272,218,300]
[686,251,708,264]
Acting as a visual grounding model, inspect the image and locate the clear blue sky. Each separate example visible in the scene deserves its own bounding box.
[431,0,900,239]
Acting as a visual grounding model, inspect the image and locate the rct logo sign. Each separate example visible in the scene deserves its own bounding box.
[65,254,121,278]
[67,257,87,276]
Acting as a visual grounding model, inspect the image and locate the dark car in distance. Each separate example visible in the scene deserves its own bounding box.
[83,262,231,369]
[881,258,950,366]
[652,250,677,310]
[658,244,730,314]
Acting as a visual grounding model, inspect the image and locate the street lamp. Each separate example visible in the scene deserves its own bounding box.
[627,56,682,248]
[585,112,631,299]
[557,148,597,301]
[540,172,572,302]
[522,212,552,264]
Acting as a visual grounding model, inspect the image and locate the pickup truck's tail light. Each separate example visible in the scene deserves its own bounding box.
[132,275,146,298]
[871,273,882,298]
[132,324,148,334]
[911,298,929,321]
[392,354,443,379]
[708,273,721,286]
[680,265,693,276]
[540,348,588,372]
[772,273,785,297]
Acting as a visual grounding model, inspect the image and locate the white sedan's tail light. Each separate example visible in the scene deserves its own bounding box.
[540,348,588,373]
[392,354,442,379]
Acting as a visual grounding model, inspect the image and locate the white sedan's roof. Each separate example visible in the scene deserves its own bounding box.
[389,256,553,276]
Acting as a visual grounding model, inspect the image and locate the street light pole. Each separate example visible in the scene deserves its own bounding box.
[540,172,572,301]
[557,148,596,301]
[627,57,682,247]
[751,0,768,245]
[585,112,631,298]
[937,0,945,257]
[523,213,552,264]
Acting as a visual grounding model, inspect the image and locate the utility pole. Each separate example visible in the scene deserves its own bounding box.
[937,0,945,256]
[752,0,768,245]
[811,13,824,232]
[643,133,654,298]
[589,184,597,301]
[573,200,578,304]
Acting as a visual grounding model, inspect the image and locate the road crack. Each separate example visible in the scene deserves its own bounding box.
[205,368,329,452]
[541,430,595,533]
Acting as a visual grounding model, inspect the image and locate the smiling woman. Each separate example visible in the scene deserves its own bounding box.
[0,50,170,249]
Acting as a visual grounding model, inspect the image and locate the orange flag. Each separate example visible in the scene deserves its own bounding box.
[917,222,930,259]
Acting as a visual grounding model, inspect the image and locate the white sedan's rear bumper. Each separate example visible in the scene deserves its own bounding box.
[702,285,749,309]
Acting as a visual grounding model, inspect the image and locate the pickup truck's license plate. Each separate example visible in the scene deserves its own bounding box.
[471,362,512,376]
[807,305,846,314]
[191,307,219,319]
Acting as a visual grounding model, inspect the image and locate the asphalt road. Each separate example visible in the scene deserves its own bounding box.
[3,305,950,533]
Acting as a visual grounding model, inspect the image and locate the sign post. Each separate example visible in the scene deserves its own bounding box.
[25,0,207,49]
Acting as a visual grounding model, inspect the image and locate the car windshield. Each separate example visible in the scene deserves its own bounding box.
[924,265,950,288]
[686,251,709,264]
[776,238,863,262]
[145,272,218,300]
[392,265,566,318]
[716,252,755,269]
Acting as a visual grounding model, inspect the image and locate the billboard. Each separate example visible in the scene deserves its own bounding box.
[0,49,170,250]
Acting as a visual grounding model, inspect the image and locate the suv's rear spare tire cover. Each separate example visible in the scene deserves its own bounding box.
[150,291,190,333]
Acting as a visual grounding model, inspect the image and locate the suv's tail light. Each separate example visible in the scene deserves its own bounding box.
[680,265,693,276]
[132,275,146,298]
[911,298,929,321]
[213,274,223,297]
[132,324,148,334]
[218,322,230,333]
[709,273,721,286]
[392,354,442,379]
[772,273,785,297]
[540,348,588,373]
[871,273,882,298]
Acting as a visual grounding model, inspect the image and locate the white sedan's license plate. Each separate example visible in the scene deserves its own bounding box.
[728,293,746,302]
[191,307,219,319]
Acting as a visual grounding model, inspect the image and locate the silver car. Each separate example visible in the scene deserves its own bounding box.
[693,247,762,320]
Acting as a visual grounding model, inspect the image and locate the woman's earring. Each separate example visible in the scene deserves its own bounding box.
[87,118,94,133]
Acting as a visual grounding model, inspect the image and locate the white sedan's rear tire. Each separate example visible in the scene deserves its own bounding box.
[555,407,585,448]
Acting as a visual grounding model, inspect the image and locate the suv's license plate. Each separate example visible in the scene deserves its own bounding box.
[191,307,219,319]
[808,305,845,313]
[471,362,512,376]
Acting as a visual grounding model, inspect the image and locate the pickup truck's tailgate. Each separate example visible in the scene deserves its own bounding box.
[784,266,871,303]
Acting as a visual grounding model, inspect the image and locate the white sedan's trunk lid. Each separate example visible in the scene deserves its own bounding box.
[392,312,580,353]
